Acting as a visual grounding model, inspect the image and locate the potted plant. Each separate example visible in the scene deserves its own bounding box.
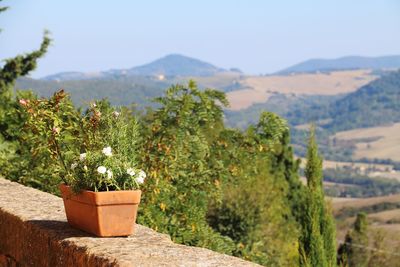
[20,90,146,237]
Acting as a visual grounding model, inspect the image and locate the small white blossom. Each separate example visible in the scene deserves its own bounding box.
[107,169,113,179]
[136,170,146,184]
[97,166,107,174]
[91,102,97,108]
[138,170,146,179]
[83,165,88,171]
[80,153,87,161]
[112,111,120,118]
[135,176,145,184]
[71,162,78,170]
[127,168,135,176]
[102,146,112,157]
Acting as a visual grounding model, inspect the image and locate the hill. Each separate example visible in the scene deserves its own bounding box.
[284,70,400,131]
[276,55,400,74]
[226,69,375,110]
[126,54,226,76]
[42,54,228,81]
[324,70,400,131]
[15,76,168,108]
[333,123,400,161]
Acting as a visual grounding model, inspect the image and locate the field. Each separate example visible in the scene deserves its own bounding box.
[331,194,400,212]
[369,209,400,223]
[176,72,243,91]
[331,195,400,249]
[226,69,376,110]
[334,123,400,161]
[298,157,395,171]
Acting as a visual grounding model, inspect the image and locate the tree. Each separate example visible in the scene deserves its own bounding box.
[0,2,51,185]
[138,81,235,253]
[207,113,300,266]
[338,212,369,267]
[299,126,336,267]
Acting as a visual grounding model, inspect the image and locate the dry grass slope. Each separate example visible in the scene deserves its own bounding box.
[334,123,400,161]
[227,69,376,110]
[331,194,400,212]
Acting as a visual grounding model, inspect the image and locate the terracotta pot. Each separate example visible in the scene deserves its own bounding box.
[59,184,141,237]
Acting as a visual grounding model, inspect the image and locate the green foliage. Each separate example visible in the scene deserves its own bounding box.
[338,213,369,267]
[137,81,235,253]
[299,127,337,267]
[20,90,143,192]
[0,5,52,190]
[207,117,302,266]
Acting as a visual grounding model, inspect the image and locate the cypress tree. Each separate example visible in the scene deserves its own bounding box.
[300,126,337,267]
[338,212,369,267]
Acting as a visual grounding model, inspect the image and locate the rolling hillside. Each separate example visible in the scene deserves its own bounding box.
[276,55,400,74]
[333,123,400,161]
[226,69,376,110]
[15,76,168,107]
[283,70,400,130]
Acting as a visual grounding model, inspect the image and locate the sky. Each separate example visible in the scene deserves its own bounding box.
[1,0,399,78]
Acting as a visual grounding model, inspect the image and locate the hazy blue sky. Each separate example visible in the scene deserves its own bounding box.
[1,0,399,78]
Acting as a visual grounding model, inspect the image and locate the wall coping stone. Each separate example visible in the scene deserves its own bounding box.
[0,178,259,267]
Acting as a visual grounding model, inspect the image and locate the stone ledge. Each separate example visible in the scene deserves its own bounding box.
[0,178,258,267]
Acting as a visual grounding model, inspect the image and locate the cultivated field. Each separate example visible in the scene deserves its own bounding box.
[369,208,400,223]
[334,123,400,162]
[226,69,376,110]
[177,72,243,91]
[331,194,400,212]
[298,157,395,171]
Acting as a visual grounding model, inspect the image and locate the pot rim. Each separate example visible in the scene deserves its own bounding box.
[59,184,141,206]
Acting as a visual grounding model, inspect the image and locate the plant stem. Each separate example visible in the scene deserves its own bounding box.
[53,136,68,184]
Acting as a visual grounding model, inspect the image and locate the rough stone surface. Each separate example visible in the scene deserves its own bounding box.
[0,178,259,267]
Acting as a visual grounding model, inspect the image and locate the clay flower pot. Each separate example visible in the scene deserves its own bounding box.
[59,184,141,237]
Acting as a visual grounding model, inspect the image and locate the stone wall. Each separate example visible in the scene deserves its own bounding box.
[0,178,258,267]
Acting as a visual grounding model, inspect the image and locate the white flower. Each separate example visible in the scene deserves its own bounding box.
[135,176,145,184]
[80,153,87,161]
[136,170,146,184]
[102,146,112,157]
[91,102,97,108]
[138,170,146,179]
[97,166,107,174]
[71,162,78,170]
[106,169,113,179]
[83,165,88,171]
[127,168,135,176]
[112,111,120,118]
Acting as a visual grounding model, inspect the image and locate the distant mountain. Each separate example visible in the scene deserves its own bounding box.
[126,54,225,76]
[41,54,226,81]
[276,55,400,74]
